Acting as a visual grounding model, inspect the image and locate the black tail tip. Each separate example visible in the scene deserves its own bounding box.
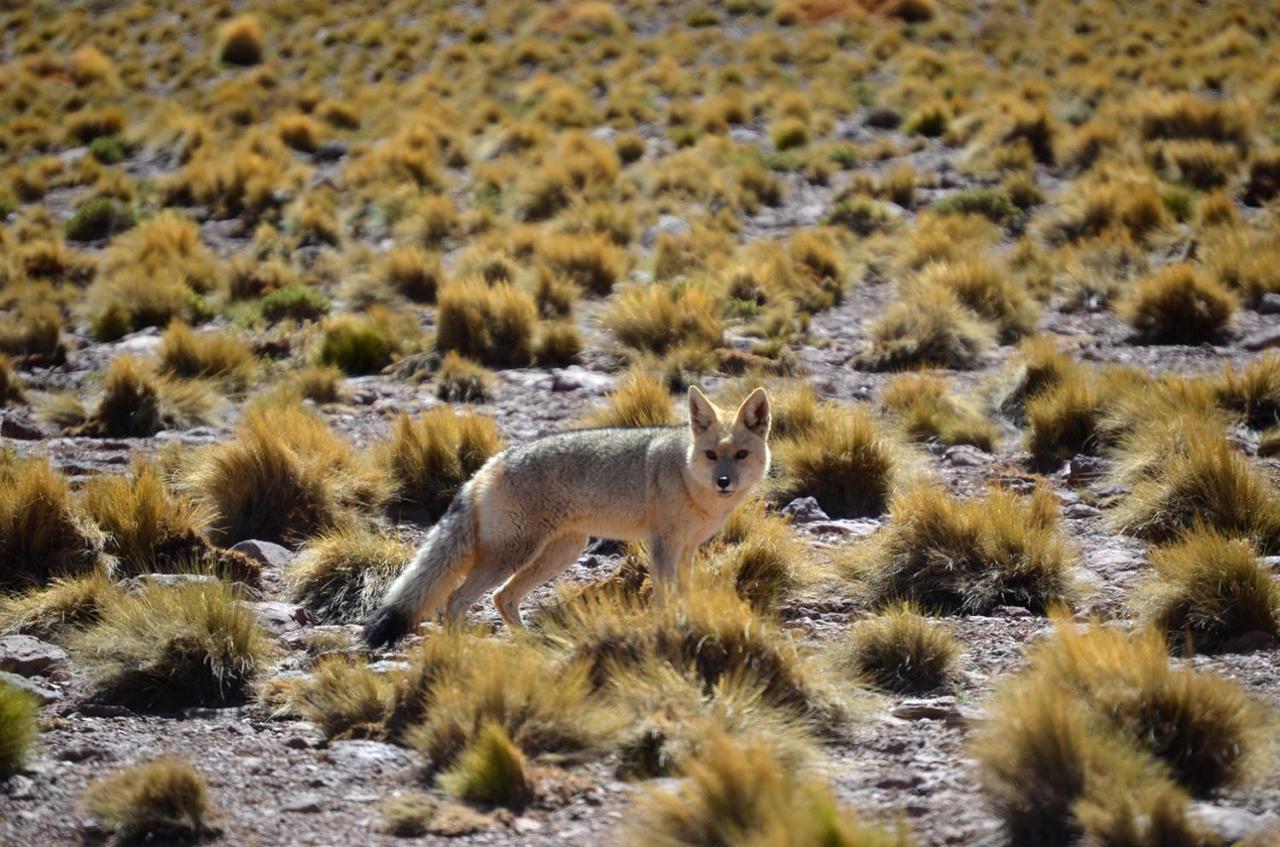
[363,606,411,649]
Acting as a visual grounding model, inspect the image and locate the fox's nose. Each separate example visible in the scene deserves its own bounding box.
[717,475,731,490]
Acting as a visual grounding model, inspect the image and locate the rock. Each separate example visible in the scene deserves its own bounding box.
[1261,556,1280,574]
[943,445,989,467]
[864,107,902,129]
[1242,326,1280,351]
[991,605,1033,619]
[1255,293,1280,315]
[1216,630,1279,654]
[513,817,544,834]
[550,367,614,395]
[250,602,315,635]
[780,497,830,524]
[122,573,221,593]
[1191,802,1280,845]
[1067,454,1107,485]
[0,413,44,440]
[589,126,617,142]
[312,140,348,162]
[641,214,691,248]
[1062,501,1102,519]
[0,671,62,704]
[326,740,411,770]
[804,518,881,538]
[281,793,325,814]
[0,635,68,677]
[891,698,967,725]
[114,331,163,356]
[231,539,296,569]
[728,127,763,145]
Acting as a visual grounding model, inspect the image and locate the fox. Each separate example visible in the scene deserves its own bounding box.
[362,385,771,647]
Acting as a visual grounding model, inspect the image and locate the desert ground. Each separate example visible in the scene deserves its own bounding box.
[2,0,1280,845]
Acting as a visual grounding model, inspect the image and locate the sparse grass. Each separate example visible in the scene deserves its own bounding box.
[70,581,272,710]
[158,321,255,388]
[184,404,390,546]
[0,681,38,780]
[438,722,531,806]
[380,246,442,303]
[0,456,104,592]
[85,758,210,844]
[259,283,330,323]
[881,373,997,450]
[858,284,996,371]
[218,14,265,66]
[285,365,345,404]
[1024,370,1102,466]
[376,406,503,519]
[1137,529,1280,652]
[436,279,537,368]
[917,259,1038,343]
[770,403,900,518]
[1120,264,1236,344]
[839,604,960,694]
[1114,435,1280,553]
[932,188,1019,226]
[0,354,24,406]
[65,197,135,242]
[993,335,1082,422]
[622,732,912,847]
[843,485,1075,614]
[540,233,625,296]
[580,372,677,428]
[436,352,494,403]
[285,654,395,739]
[699,500,803,611]
[976,617,1268,843]
[1214,354,1280,430]
[317,314,397,375]
[289,529,412,624]
[0,572,120,641]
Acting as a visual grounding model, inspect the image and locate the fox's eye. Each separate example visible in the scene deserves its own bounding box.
[705,450,717,461]
[734,450,749,460]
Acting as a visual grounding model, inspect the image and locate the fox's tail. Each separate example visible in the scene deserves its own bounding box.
[363,485,476,648]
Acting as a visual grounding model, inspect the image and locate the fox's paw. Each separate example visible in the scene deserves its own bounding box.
[363,606,411,649]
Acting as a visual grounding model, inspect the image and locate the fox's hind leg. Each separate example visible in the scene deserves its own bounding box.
[444,531,548,623]
[493,532,588,628]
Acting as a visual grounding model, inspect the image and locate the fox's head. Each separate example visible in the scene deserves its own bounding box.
[685,386,771,499]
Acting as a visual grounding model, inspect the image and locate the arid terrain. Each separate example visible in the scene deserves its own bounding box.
[2,1,1280,845]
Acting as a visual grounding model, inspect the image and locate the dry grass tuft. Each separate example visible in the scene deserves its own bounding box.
[436,352,494,403]
[184,404,390,546]
[76,355,221,437]
[1137,529,1280,652]
[604,284,722,355]
[843,485,1075,614]
[158,321,255,388]
[0,355,25,407]
[71,581,272,710]
[770,403,900,518]
[218,15,264,66]
[622,732,912,847]
[1214,354,1280,430]
[838,604,960,694]
[0,456,104,592]
[0,681,38,780]
[284,654,395,740]
[438,722,531,807]
[317,314,398,375]
[1113,435,1280,553]
[881,373,997,450]
[1023,370,1102,467]
[85,758,210,844]
[580,372,677,428]
[917,260,1038,343]
[436,279,538,368]
[0,572,121,641]
[289,529,412,624]
[1120,264,1236,345]
[375,407,503,519]
[858,284,996,371]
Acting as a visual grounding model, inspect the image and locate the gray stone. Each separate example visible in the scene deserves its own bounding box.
[250,602,314,635]
[0,635,68,677]
[943,445,989,467]
[0,671,62,703]
[780,496,830,524]
[805,519,881,539]
[1255,292,1280,315]
[550,367,614,395]
[230,540,296,569]
[312,140,348,162]
[1242,325,1280,351]
[281,792,325,813]
[326,740,411,770]
[1191,802,1280,845]
[1062,501,1102,519]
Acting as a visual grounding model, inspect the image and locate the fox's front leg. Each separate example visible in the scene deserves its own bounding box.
[649,538,681,606]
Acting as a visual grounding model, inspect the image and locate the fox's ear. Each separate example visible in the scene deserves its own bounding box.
[734,387,770,437]
[688,386,718,434]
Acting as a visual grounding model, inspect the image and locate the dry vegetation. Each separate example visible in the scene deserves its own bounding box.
[2,0,1279,843]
